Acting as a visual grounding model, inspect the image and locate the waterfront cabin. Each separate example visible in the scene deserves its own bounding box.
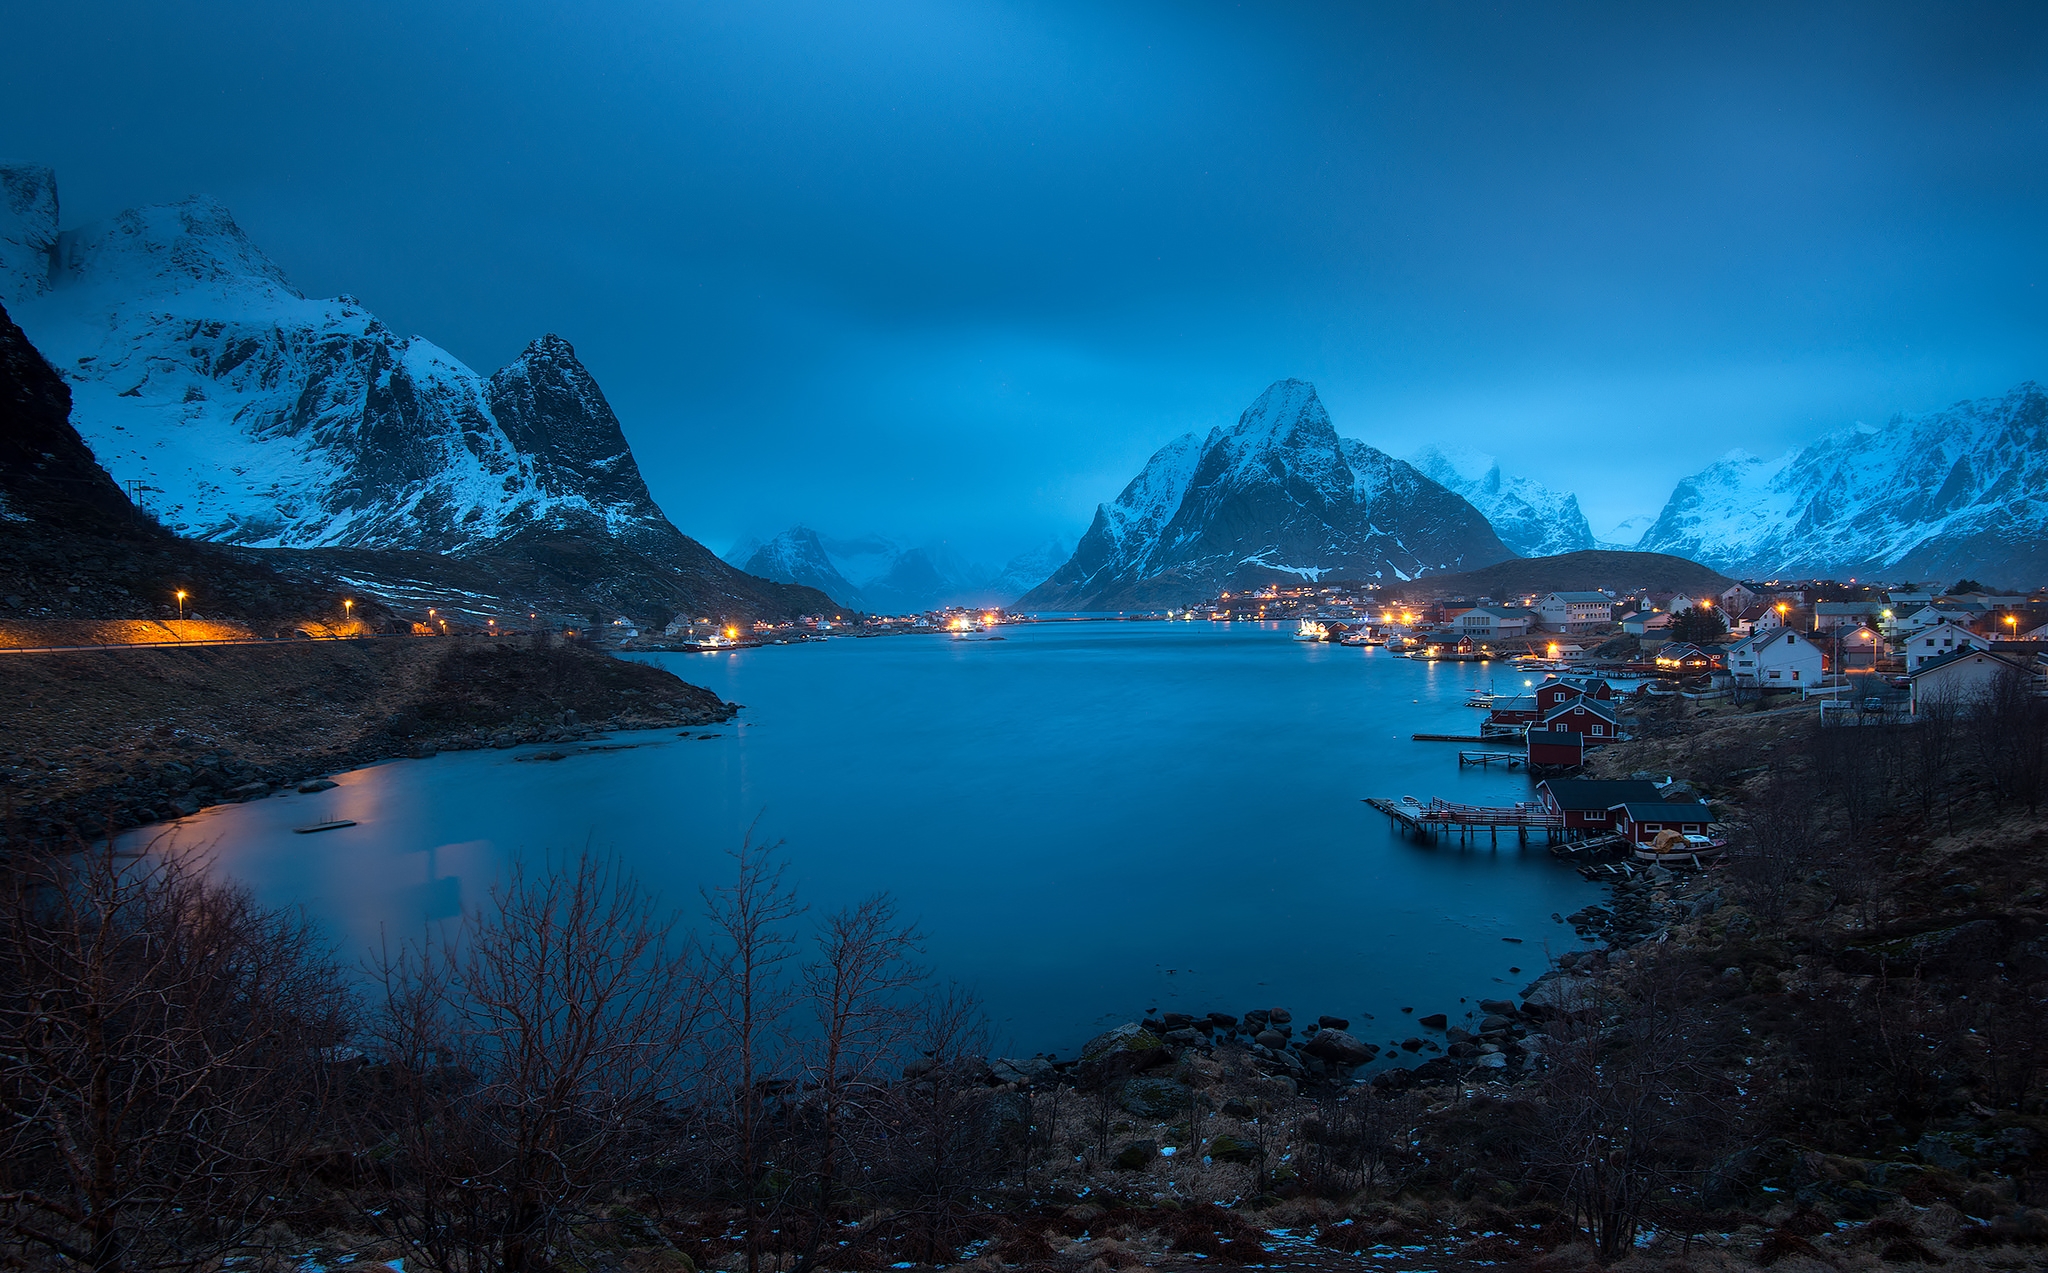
[1541,695,1620,741]
[1526,730,1587,769]
[1610,801,1716,845]
[1534,677,1612,713]
[1486,694,1541,726]
[1535,778,1663,836]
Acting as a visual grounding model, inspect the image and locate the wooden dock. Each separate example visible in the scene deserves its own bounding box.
[1364,796,1563,845]
[1458,750,1526,769]
[1411,732,1492,743]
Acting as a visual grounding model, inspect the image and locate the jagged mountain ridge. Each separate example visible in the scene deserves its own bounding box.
[0,164,830,620]
[1021,380,1513,610]
[1637,382,2048,585]
[0,296,352,623]
[1408,444,1595,558]
[732,527,866,611]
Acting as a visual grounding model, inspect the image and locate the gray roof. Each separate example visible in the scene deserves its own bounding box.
[1545,591,1614,604]
[1615,801,1715,822]
[1537,778,1662,809]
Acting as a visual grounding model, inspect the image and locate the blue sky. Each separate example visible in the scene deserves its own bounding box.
[5,1,2046,564]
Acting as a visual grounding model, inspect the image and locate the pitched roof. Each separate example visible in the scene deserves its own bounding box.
[1526,731,1587,747]
[1909,647,2034,680]
[1544,697,1619,725]
[1537,778,1661,809]
[1544,591,1613,604]
[1614,801,1716,822]
[1815,601,1877,615]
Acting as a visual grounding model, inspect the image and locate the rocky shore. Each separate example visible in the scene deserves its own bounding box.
[0,636,735,843]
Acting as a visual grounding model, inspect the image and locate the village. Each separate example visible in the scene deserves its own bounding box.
[1214,574,2048,872]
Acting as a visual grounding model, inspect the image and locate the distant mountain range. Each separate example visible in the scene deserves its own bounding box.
[723,529,1075,612]
[1635,382,2048,587]
[1020,380,1511,610]
[0,164,831,622]
[1407,445,1594,558]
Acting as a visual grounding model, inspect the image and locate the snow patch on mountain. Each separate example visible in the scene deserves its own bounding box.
[730,527,865,610]
[1596,513,1656,550]
[2,169,673,556]
[1637,383,2048,585]
[1408,444,1595,559]
[1021,379,1511,610]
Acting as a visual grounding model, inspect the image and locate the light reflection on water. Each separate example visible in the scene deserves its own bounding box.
[130,622,1593,1058]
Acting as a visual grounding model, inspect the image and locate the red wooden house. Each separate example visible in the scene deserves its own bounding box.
[1534,779,1664,837]
[1526,730,1587,768]
[1540,695,1620,741]
[1610,801,1716,845]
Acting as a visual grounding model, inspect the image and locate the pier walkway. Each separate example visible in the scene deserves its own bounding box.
[1364,796,1563,845]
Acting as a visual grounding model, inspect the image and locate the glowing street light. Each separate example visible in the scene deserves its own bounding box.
[174,589,187,620]
[343,598,354,626]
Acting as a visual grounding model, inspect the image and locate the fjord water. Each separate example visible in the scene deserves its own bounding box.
[148,623,1592,1058]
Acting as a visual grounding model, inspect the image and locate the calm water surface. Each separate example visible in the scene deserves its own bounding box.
[143,622,1594,1058]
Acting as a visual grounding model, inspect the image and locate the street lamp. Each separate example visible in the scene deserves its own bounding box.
[343,598,354,626]
[2007,613,2019,641]
[174,589,187,620]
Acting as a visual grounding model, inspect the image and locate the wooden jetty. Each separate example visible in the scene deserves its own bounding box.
[293,819,357,835]
[1364,797,1563,845]
[1458,750,1526,769]
[1411,732,1492,743]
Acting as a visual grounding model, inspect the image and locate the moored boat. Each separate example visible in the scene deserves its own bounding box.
[1633,829,1727,865]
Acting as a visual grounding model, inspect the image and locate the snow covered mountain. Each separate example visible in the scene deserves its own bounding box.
[992,535,1076,602]
[1637,382,2048,585]
[1408,444,1594,558]
[1596,514,1655,551]
[1020,380,1511,610]
[725,528,1032,611]
[0,164,829,619]
[729,526,865,610]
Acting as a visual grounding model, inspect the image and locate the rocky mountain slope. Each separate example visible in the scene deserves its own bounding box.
[1408,445,1595,558]
[730,526,866,611]
[0,164,830,621]
[1020,380,1512,610]
[1638,381,2048,585]
[0,296,355,625]
[1398,549,1731,600]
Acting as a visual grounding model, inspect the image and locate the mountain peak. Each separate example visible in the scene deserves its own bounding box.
[55,195,298,299]
[1022,383,1511,609]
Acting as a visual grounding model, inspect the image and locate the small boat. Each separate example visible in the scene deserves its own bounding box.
[294,819,357,835]
[1294,620,1330,642]
[1632,830,1726,865]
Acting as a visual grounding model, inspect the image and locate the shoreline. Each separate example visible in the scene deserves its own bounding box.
[0,636,735,845]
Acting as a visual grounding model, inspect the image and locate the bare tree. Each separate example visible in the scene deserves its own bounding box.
[1727,775,1820,925]
[882,984,998,1264]
[0,839,351,1273]
[699,833,804,1273]
[356,851,704,1273]
[791,896,926,1273]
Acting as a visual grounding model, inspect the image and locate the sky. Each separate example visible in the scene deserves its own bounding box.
[5,1,2047,565]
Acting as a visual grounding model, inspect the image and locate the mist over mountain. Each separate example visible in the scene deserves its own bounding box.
[1021,380,1511,611]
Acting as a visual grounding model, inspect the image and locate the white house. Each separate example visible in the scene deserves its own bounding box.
[1905,620,1990,672]
[1536,592,1615,633]
[1813,601,1880,631]
[1909,647,2035,715]
[1720,582,1759,613]
[1725,627,1824,688]
[1899,604,1977,635]
[1458,607,1532,639]
[1620,610,1673,637]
